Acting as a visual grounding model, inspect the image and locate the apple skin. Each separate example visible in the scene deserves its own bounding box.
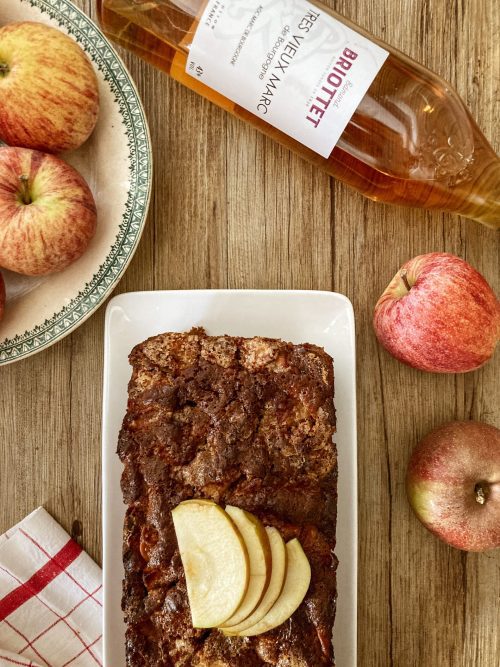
[0,146,97,275]
[406,421,500,552]
[0,271,5,322]
[373,253,499,373]
[0,22,99,153]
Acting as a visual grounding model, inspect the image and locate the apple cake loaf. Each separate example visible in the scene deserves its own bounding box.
[118,328,338,666]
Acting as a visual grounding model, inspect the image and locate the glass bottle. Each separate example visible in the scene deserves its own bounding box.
[96,0,500,229]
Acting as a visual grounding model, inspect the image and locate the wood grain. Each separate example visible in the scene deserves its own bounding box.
[1,0,499,665]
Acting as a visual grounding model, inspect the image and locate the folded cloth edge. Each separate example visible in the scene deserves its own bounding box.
[0,508,46,548]
[0,507,103,667]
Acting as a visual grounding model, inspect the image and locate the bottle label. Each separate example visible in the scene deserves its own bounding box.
[187,0,389,157]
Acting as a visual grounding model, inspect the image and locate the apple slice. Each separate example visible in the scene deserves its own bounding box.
[172,499,249,628]
[219,506,272,628]
[236,538,311,637]
[223,526,287,635]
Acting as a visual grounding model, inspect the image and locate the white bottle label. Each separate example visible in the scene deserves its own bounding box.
[187,0,389,158]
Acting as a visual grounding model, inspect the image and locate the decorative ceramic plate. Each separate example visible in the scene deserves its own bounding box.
[102,290,358,667]
[0,0,152,365]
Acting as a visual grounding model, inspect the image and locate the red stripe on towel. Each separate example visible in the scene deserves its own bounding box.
[0,539,82,621]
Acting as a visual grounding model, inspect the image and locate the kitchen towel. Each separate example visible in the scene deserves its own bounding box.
[0,508,102,667]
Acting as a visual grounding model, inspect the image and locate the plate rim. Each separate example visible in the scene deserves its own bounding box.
[102,288,357,666]
[0,0,153,365]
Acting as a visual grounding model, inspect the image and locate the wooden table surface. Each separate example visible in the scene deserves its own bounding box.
[1,0,499,665]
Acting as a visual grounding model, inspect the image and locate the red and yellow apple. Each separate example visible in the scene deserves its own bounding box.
[373,253,499,373]
[406,421,500,552]
[0,21,99,153]
[0,146,97,275]
[0,271,5,322]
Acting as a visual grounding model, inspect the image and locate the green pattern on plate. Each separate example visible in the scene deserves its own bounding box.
[0,0,152,363]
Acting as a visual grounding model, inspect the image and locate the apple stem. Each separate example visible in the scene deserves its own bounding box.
[474,481,500,505]
[19,176,32,205]
[0,62,8,76]
[400,270,412,293]
[475,485,486,505]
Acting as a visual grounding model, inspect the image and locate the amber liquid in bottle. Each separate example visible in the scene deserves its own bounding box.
[97,0,500,228]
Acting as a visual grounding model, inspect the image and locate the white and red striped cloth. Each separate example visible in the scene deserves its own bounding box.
[0,508,102,667]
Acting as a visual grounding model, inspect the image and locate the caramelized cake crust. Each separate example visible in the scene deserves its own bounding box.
[119,328,337,666]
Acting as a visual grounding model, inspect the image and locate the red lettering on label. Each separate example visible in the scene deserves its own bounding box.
[306,49,358,128]
[327,71,344,87]
[343,48,358,60]
[336,56,353,71]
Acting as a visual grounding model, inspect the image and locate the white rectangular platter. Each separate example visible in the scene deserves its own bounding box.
[102,289,357,666]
